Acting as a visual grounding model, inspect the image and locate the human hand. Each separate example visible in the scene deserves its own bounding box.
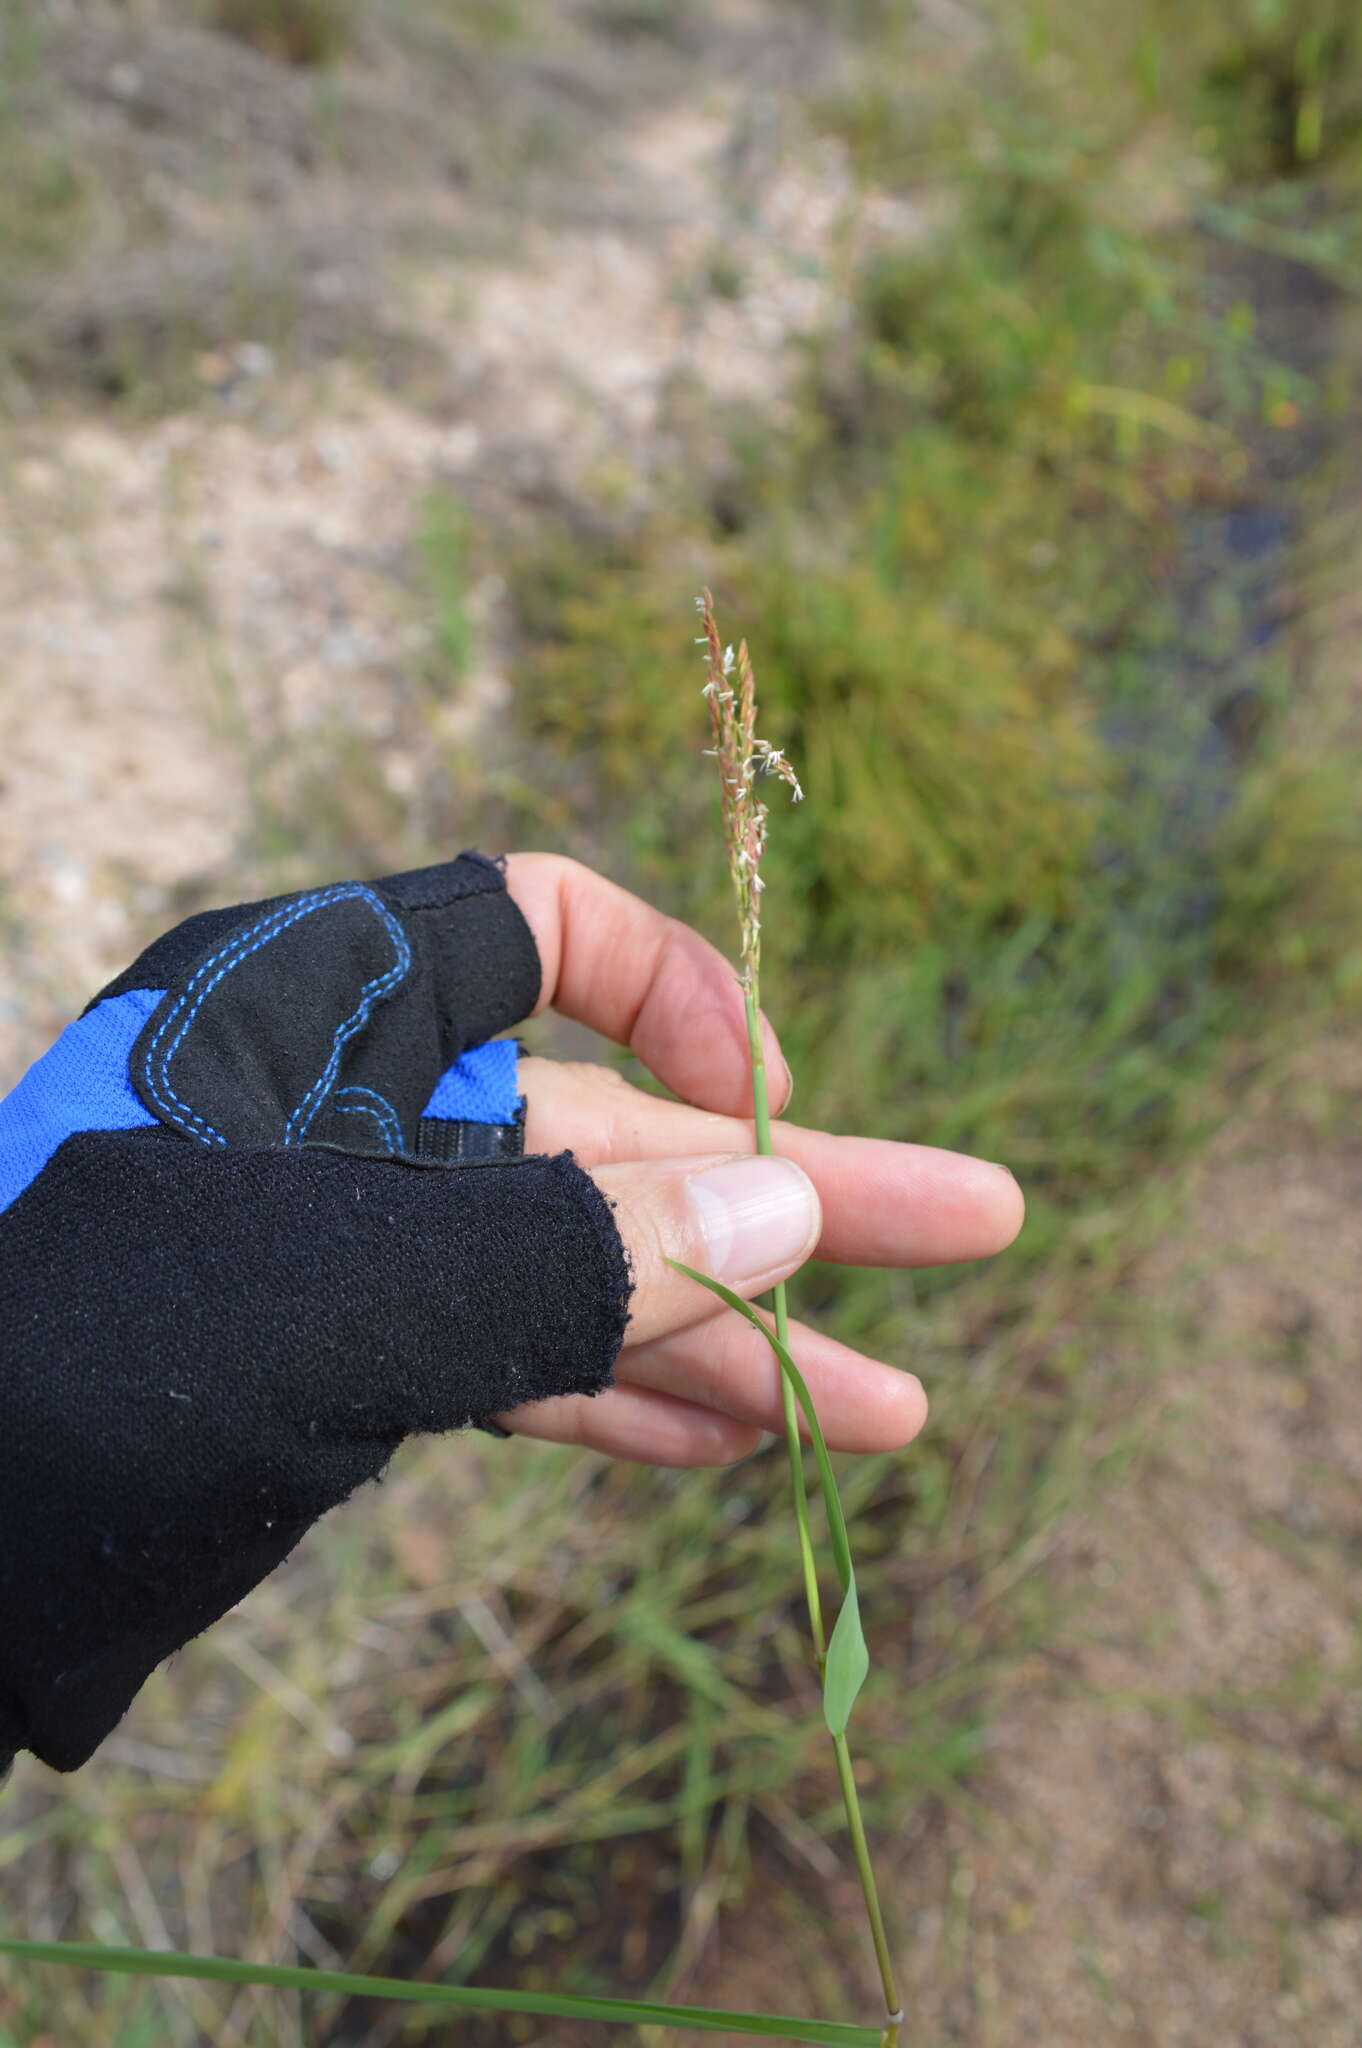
[0,846,1020,1772]
[495,852,1023,1465]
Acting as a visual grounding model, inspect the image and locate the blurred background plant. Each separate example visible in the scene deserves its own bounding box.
[2,1,1362,2043]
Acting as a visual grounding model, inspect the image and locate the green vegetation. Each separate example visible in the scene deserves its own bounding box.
[0,4,88,311]
[499,33,1360,1290]
[210,0,352,67]
[409,0,1362,2014]
[0,1938,885,2046]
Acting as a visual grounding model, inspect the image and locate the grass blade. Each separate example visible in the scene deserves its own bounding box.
[0,1938,883,2047]
[666,1258,870,1733]
[824,1579,871,1741]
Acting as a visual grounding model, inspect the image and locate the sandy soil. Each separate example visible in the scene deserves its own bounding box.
[913,1053,1362,2044]
[0,1,873,1083]
[674,1036,1362,2047]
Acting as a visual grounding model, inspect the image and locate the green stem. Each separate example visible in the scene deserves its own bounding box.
[832,1736,901,2030]
[742,986,899,2029]
[744,985,825,1661]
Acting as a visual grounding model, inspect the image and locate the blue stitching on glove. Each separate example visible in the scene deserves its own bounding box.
[141,884,410,1149]
[332,1085,403,1154]
[281,901,410,1147]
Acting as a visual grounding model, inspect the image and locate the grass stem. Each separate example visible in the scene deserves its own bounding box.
[745,984,826,1664]
[832,1734,900,2027]
[745,969,897,2029]
[704,589,899,2033]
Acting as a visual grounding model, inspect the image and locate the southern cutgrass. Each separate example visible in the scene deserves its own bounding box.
[669,592,901,2044]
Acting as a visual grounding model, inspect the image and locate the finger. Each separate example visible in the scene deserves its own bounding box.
[619,1311,928,1453]
[590,1151,822,1346]
[503,851,791,1115]
[519,1056,1024,1266]
[491,1382,763,1467]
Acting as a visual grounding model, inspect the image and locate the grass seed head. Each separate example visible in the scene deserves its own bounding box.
[696,589,802,994]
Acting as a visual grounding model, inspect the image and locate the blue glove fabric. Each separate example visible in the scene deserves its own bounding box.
[0,991,523,1218]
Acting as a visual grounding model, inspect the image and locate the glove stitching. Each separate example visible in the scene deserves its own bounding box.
[281,900,410,1146]
[331,1086,403,1154]
[141,884,409,1148]
[144,884,366,1145]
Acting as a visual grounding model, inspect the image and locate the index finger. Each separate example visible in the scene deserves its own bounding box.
[503,851,791,1118]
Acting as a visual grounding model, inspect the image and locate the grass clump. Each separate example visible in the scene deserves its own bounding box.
[816,0,1362,188]
[0,4,88,318]
[501,218,1252,1254]
[493,5,1362,1258]
[210,0,351,66]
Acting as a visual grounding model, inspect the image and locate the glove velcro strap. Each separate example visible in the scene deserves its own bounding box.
[417,1036,525,1166]
[418,1114,525,1162]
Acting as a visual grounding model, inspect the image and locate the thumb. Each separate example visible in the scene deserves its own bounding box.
[592,1153,822,1347]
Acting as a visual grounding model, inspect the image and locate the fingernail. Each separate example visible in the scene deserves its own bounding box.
[687,1156,819,1283]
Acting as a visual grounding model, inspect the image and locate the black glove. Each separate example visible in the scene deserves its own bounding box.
[0,852,632,1776]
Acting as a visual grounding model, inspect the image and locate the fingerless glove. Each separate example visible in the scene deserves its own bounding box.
[0,852,631,1775]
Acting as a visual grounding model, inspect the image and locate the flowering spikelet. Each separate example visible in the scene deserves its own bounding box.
[696,588,802,993]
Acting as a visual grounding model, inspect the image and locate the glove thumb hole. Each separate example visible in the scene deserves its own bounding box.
[592,1152,821,1347]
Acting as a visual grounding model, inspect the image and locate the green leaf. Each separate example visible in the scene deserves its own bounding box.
[666,1258,871,1734]
[823,1577,870,1738]
[0,1938,882,2048]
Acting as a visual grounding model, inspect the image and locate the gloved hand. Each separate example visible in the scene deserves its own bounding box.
[0,849,1022,1777]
